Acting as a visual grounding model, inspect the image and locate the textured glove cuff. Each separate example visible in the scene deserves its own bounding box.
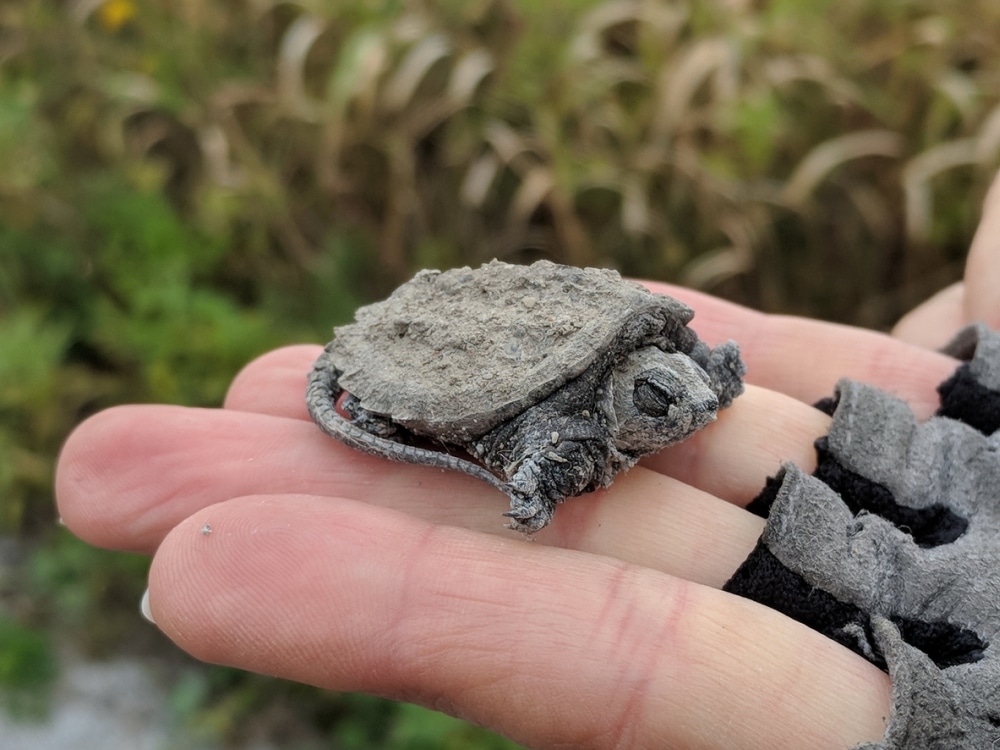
[724,324,1000,749]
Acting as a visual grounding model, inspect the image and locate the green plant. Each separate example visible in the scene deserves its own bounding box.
[1,0,998,746]
[0,615,58,719]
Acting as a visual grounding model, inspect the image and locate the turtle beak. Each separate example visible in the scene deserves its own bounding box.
[611,348,723,453]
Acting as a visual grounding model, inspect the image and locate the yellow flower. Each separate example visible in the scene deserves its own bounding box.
[97,0,137,33]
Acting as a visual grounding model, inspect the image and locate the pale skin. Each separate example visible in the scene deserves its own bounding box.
[55,172,1000,750]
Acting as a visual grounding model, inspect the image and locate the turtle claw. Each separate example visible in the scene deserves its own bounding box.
[504,498,555,534]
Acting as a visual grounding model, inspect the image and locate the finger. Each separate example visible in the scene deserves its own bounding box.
[965,170,1000,330]
[644,285,955,415]
[643,384,826,502]
[891,282,966,349]
[231,308,954,431]
[148,494,891,750]
[223,346,827,500]
[223,340,937,504]
[224,344,317,419]
[55,404,764,588]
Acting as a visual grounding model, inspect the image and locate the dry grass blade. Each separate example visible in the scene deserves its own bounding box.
[682,245,753,289]
[460,152,500,209]
[903,138,979,243]
[935,71,979,122]
[651,37,737,144]
[447,48,494,107]
[638,1,690,41]
[485,120,541,173]
[621,174,649,236]
[682,212,759,291]
[100,72,161,104]
[327,27,390,116]
[381,47,493,139]
[782,130,903,208]
[509,166,554,222]
[68,0,106,24]
[198,123,242,188]
[571,0,644,61]
[276,13,328,120]
[843,182,895,244]
[381,33,452,113]
[763,54,861,107]
[317,27,391,190]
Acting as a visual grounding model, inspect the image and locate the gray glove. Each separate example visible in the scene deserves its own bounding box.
[725,325,1000,749]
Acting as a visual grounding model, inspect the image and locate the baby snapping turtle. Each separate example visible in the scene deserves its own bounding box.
[307,260,745,532]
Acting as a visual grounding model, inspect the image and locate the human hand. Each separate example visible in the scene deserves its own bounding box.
[57,319,962,749]
[54,177,1000,749]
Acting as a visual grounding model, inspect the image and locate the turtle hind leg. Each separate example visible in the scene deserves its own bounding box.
[341,392,398,439]
[305,353,512,497]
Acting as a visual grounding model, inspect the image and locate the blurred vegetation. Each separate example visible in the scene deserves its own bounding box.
[1,0,999,746]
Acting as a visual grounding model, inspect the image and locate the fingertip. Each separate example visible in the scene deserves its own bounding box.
[56,404,269,554]
[55,406,154,551]
[223,344,323,416]
[891,282,966,349]
[147,494,414,673]
[965,210,1000,331]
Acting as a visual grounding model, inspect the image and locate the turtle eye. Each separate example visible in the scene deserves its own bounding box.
[633,377,677,417]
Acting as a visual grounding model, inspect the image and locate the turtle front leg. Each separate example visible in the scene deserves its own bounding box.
[500,427,619,534]
[503,493,555,534]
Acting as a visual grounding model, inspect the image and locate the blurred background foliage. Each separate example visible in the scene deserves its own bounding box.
[1,0,999,746]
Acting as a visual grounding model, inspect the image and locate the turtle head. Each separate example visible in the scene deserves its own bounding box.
[609,346,720,454]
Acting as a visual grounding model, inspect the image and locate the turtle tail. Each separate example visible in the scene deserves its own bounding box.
[306,347,512,495]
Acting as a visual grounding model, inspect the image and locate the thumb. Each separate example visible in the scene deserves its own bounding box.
[964,170,1000,330]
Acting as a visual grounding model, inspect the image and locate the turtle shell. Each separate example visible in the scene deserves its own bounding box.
[330,260,697,442]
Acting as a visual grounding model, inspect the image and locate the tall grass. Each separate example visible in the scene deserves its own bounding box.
[8,1,1000,318]
[1,0,999,745]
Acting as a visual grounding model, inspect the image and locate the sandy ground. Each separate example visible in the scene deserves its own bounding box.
[0,650,280,750]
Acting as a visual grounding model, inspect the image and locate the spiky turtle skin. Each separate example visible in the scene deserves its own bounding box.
[307,260,745,533]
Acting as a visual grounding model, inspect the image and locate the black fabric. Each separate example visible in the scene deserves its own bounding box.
[744,471,784,518]
[723,541,881,663]
[724,543,987,671]
[813,394,839,416]
[812,437,968,548]
[744,440,970,545]
[937,363,1000,435]
[892,617,987,669]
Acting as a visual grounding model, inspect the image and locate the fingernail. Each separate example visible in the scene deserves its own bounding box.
[140,588,156,625]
